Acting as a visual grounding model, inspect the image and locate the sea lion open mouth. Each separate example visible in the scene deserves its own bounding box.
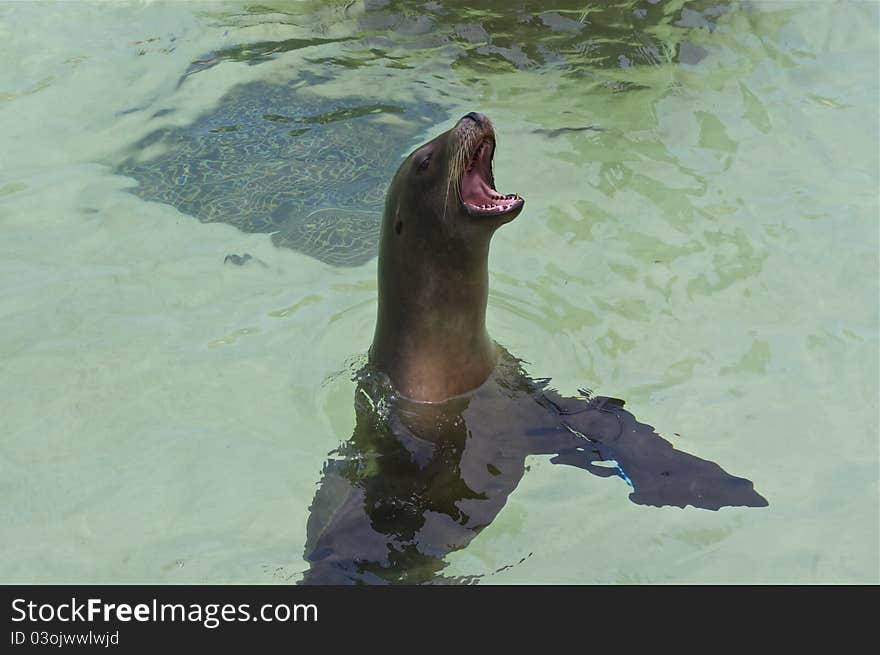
[456,116,524,218]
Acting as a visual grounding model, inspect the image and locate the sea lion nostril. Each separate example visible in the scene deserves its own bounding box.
[463,112,482,126]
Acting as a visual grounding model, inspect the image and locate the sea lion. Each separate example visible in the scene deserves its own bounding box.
[300,113,767,585]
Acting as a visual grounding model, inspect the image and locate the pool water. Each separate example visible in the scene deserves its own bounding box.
[0,0,877,583]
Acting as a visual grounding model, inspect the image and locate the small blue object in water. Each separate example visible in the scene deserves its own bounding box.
[615,463,634,489]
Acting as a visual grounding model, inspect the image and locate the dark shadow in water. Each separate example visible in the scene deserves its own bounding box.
[344,0,736,76]
[302,348,767,584]
[117,81,446,267]
[178,36,357,86]
[176,1,736,85]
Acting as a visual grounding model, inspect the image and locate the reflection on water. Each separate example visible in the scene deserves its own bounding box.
[210,0,730,74]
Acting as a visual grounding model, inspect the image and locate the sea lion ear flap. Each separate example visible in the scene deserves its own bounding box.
[393,199,403,236]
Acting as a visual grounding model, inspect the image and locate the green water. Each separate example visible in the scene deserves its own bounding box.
[0,0,877,583]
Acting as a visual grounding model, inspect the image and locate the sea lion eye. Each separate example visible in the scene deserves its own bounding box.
[417,153,432,172]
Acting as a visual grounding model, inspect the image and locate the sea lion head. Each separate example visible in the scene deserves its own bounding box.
[380,112,525,253]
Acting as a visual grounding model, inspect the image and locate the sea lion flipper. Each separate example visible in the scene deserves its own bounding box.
[549,451,621,477]
[537,390,768,510]
[575,405,768,509]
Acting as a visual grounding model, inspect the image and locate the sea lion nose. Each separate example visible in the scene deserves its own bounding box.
[463,112,484,126]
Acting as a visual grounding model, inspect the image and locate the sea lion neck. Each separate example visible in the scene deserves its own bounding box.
[370,229,497,402]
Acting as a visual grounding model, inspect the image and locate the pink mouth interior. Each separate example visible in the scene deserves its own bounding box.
[461,140,520,214]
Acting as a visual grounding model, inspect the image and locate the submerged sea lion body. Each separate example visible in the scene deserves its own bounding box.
[303,351,764,584]
[301,113,767,584]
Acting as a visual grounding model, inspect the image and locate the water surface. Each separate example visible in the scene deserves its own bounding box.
[0,0,877,583]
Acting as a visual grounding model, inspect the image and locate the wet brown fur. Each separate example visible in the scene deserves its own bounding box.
[370,113,522,401]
